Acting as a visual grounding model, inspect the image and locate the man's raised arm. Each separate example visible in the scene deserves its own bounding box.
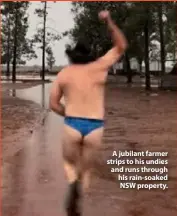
[96,10,128,69]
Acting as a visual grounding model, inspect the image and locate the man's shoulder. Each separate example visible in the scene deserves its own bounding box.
[58,65,76,74]
[58,66,68,73]
[56,66,73,83]
[57,66,69,77]
[58,64,98,75]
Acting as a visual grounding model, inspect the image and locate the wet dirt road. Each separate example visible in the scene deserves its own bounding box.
[3,83,68,216]
[3,82,177,216]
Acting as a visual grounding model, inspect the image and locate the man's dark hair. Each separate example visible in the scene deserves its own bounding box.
[65,41,96,64]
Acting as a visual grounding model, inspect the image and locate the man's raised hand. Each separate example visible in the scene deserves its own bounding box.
[98,10,110,22]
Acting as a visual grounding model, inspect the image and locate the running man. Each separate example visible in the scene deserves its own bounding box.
[49,10,128,216]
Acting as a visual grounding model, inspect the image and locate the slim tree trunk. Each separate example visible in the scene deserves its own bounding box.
[159,2,165,79]
[138,58,143,73]
[12,3,18,82]
[41,83,45,108]
[6,3,10,78]
[144,8,151,91]
[41,1,47,81]
[139,62,142,73]
[124,53,132,83]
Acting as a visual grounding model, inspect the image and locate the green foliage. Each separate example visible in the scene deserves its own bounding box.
[63,2,176,62]
[46,46,55,70]
[33,2,61,61]
[1,2,36,65]
[164,2,177,59]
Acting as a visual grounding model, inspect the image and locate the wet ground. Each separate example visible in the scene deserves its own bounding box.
[2,81,177,216]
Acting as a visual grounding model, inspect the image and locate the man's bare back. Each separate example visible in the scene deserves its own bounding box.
[57,63,108,119]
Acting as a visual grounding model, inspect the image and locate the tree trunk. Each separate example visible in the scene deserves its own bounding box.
[144,8,151,91]
[6,3,10,78]
[139,62,142,74]
[12,3,18,82]
[124,53,132,83]
[159,2,165,81]
[138,58,143,73]
[41,1,47,81]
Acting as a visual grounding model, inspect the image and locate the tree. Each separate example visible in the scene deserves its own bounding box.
[147,2,176,71]
[158,2,165,77]
[162,2,176,58]
[46,46,55,71]
[1,2,36,81]
[144,7,151,91]
[33,2,60,80]
[164,2,176,60]
[64,2,176,89]
[1,2,12,77]
[63,2,157,84]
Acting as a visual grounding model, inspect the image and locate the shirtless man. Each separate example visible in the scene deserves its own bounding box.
[49,10,127,216]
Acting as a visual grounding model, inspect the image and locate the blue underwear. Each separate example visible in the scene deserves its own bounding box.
[64,116,104,137]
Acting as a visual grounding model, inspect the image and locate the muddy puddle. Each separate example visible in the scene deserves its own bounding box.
[3,83,68,216]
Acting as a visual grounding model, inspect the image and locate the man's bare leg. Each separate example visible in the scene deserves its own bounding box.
[62,125,83,215]
[81,127,104,192]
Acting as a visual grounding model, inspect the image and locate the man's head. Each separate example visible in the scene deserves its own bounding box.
[65,40,96,64]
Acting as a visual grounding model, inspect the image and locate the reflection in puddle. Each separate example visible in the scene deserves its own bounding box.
[16,83,52,109]
[8,89,16,97]
[41,83,45,108]
[6,83,48,108]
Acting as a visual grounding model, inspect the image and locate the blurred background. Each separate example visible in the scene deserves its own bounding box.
[1,1,176,90]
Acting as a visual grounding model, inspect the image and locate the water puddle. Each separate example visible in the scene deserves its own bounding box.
[3,82,67,216]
